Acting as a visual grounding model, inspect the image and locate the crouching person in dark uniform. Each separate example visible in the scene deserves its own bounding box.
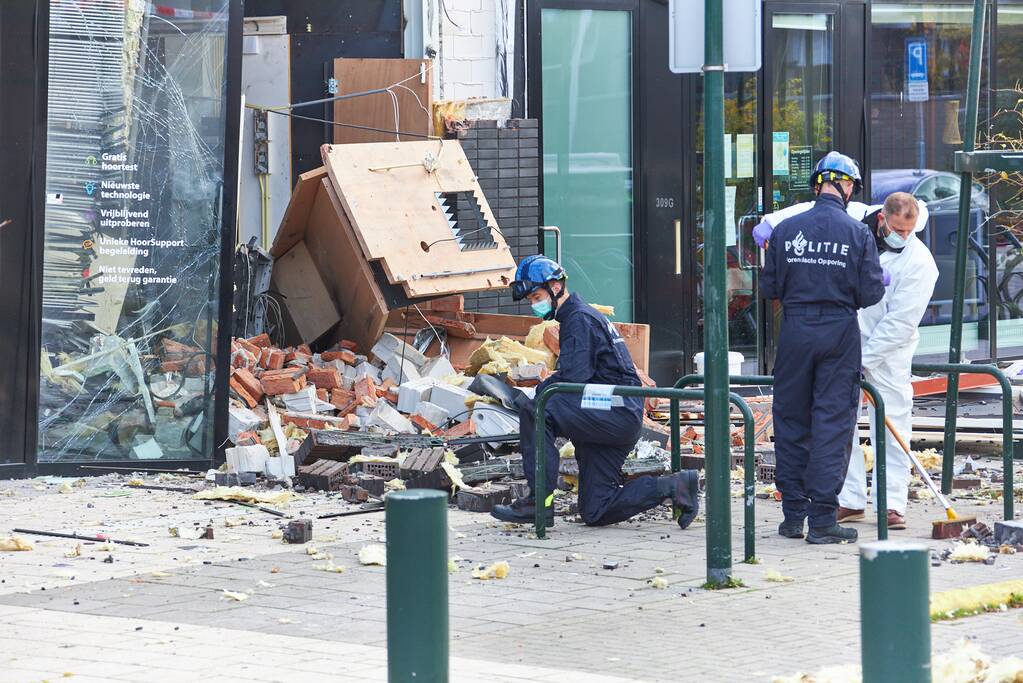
[760,152,886,544]
[491,256,700,528]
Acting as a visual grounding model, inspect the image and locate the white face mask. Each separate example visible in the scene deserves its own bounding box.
[883,230,912,250]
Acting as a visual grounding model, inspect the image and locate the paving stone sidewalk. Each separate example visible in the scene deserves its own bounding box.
[0,474,1021,682]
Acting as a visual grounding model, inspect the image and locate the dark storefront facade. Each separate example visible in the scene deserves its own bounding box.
[528,0,1023,385]
[0,0,243,476]
[3,0,1022,474]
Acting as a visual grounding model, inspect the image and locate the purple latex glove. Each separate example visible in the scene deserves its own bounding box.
[881,267,892,287]
[752,220,773,248]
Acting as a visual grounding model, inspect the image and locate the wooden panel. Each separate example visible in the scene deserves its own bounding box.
[332,58,432,144]
[910,373,998,398]
[272,240,340,343]
[270,167,328,259]
[322,140,516,297]
[304,179,389,352]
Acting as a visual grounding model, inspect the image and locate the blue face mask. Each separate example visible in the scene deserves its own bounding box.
[884,230,911,250]
[530,300,553,318]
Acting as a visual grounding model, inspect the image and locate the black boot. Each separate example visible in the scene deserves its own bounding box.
[778,518,805,539]
[806,524,858,545]
[491,497,554,525]
[658,471,700,530]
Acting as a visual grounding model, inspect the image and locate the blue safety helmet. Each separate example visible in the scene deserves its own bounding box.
[812,151,863,197]
[511,255,566,301]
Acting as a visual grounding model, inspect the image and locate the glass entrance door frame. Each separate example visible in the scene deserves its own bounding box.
[526,0,645,321]
[759,0,868,371]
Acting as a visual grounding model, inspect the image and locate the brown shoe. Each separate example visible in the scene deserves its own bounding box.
[837,506,865,523]
[887,510,906,530]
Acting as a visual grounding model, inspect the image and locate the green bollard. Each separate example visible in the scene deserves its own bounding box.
[386,490,448,682]
[859,541,931,683]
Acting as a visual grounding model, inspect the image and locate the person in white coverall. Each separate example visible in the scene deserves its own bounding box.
[755,191,938,529]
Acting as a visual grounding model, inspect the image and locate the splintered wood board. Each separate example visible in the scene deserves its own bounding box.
[272,240,340,343]
[321,140,516,298]
[306,178,389,352]
[270,166,328,259]
[332,58,433,144]
[910,373,998,397]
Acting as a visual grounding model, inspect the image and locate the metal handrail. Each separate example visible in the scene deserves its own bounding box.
[532,383,751,583]
[674,374,890,540]
[912,362,1015,520]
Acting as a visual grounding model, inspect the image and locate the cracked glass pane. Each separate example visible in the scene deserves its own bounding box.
[38,0,231,463]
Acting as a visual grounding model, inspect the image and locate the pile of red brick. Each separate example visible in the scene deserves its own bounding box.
[227,332,476,439]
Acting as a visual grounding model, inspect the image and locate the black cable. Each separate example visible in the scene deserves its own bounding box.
[266,109,436,140]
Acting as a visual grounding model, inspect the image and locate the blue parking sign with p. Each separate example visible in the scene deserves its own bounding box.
[906,40,929,102]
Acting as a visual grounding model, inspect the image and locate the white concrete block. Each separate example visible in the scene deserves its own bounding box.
[369,401,415,434]
[422,355,456,380]
[397,378,441,413]
[228,406,263,443]
[384,357,423,386]
[450,34,486,60]
[473,405,519,447]
[372,333,427,368]
[354,362,381,383]
[430,384,476,423]
[226,444,270,473]
[414,401,450,427]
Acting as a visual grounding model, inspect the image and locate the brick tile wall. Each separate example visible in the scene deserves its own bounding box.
[456,119,540,316]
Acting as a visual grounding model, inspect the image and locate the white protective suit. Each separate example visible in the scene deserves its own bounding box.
[764,199,938,513]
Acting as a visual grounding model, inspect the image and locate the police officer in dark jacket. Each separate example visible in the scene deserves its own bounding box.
[491,256,700,528]
[760,152,886,544]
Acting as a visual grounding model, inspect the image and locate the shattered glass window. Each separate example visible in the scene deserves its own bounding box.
[39,0,231,462]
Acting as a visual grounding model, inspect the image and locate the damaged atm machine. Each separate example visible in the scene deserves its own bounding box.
[228,139,652,503]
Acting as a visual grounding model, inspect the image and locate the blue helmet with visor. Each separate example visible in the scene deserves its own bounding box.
[511,255,566,320]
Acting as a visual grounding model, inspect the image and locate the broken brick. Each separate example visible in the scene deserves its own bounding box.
[229,376,259,409]
[411,414,440,434]
[427,294,464,313]
[355,376,378,403]
[261,369,306,396]
[285,351,312,366]
[322,349,357,365]
[232,368,264,403]
[339,339,359,352]
[266,349,285,370]
[423,314,477,338]
[330,388,357,411]
[247,333,272,348]
[236,337,261,358]
[442,419,475,439]
[306,366,342,391]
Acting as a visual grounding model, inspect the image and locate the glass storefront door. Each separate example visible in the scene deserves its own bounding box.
[38,1,231,463]
[761,8,837,369]
[540,8,635,320]
[694,73,763,374]
[766,11,835,209]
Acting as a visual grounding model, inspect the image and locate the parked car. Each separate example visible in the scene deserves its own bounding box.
[870,169,987,212]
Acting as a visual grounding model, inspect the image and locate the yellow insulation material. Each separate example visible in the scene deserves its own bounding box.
[930,579,1023,619]
[467,337,554,376]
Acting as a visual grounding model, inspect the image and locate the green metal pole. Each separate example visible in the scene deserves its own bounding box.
[861,381,888,540]
[859,541,931,682]
[670,398,682,522]
[944,0,987,494]
[386,490,448,682]
[702,0,732,585]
